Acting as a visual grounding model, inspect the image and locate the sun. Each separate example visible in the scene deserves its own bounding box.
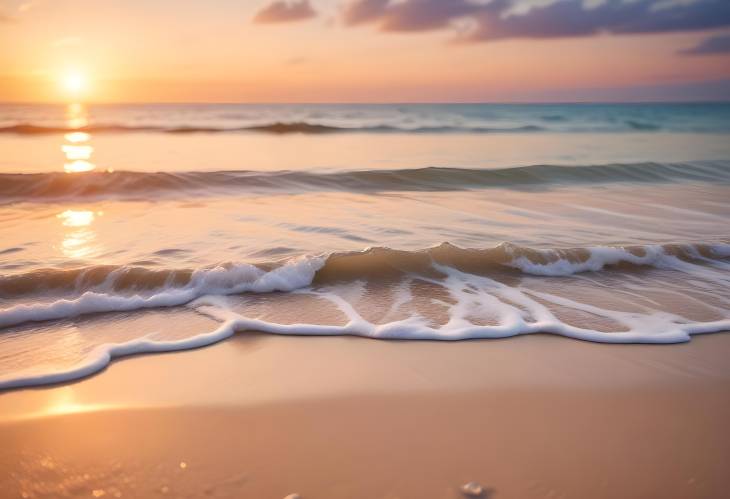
[61,70,88,95]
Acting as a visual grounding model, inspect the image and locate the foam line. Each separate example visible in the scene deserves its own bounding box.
[3,279,730,390]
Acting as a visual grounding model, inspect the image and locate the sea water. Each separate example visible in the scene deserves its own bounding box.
[0,102,729,389]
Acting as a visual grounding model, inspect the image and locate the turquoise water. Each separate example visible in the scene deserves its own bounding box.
[2,102,730,133]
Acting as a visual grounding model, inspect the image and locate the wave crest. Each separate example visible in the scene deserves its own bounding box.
[2,241,728,324]
[1,241,729,389]
[2,162,728,202]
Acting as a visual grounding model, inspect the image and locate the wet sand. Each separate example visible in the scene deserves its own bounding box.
[2,332,730,498]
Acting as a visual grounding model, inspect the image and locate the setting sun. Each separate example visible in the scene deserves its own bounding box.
[61,70,88,96]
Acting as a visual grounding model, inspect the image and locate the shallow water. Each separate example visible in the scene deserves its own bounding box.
[1,103,729,389]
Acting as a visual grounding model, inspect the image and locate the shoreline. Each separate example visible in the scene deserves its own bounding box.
[3,331,730,419]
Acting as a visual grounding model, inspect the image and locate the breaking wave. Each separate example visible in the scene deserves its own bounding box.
[2,241,729,326]
[1,241,729,389]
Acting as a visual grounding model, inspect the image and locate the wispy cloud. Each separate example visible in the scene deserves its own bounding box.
[285,56,309,65]
[17,1,35,13]
[341,0,730,42]
[681,33,730,55]
[253,0,317,24]
[1,0,37,22]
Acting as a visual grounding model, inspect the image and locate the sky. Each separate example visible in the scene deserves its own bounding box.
[1,0,729,102]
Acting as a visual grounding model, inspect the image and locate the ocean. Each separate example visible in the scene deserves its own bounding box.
[1,102,729,389]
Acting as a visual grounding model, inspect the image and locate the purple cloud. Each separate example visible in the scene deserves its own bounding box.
[681,33,730,55]
[343,0,477,31]
[342,0,389,26]
[253,0,317,24]
[341,0,730,42]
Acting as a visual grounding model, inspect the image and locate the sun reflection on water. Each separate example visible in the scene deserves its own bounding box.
[61,144,93,160]
[57,209,103,259]
[57,209,99,227]
[62,103,96,173]
[64,160,96,173]
[66,102,88,129]
[65,131,90,143]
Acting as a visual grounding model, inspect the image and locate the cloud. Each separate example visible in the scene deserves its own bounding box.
[18,1,35,13]
[469,0,730,41]
[1,0,36,22]
[681,33,730,55]
[285,56,308,65]
[343,0,477,31]
[341,0,730,42]
[253,0,317,23]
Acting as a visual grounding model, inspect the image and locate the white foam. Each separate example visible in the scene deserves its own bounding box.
[3,243,727,331]
[506,243,730,278]
[507,245,664,276]
[0,256,324,329]
[0,318,238,390]
[3,261,730,390]
[2,242,730,390]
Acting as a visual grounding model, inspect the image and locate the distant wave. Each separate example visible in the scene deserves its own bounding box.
[625,120,661,131]
[4,119,728,135]
[1,162,728,202]
[0,122,546,135]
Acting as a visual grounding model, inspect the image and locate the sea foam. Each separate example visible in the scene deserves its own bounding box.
[0,257,324,329]
[2,242,729,329]
[0,242,729,390]
[2,262,729,390]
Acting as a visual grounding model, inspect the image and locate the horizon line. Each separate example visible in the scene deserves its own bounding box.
[2,99,730,106]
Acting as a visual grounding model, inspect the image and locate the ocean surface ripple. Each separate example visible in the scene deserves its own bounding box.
[1,102,729,391]
[2,162,729,202]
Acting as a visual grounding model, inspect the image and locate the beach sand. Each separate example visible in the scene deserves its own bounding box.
[2,332,730,499]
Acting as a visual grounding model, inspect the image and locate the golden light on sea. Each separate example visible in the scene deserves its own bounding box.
[65,131,90,143]
[62,103,97,172]
[64,160,96,173]
[61,144,93,160]
[65,102,89,129]
[57,209,97,228]
[56,209,103,260]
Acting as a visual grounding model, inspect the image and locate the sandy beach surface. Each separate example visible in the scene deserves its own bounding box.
[2,332,729,499]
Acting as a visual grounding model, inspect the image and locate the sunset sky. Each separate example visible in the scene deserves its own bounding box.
[1,0,730,102]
